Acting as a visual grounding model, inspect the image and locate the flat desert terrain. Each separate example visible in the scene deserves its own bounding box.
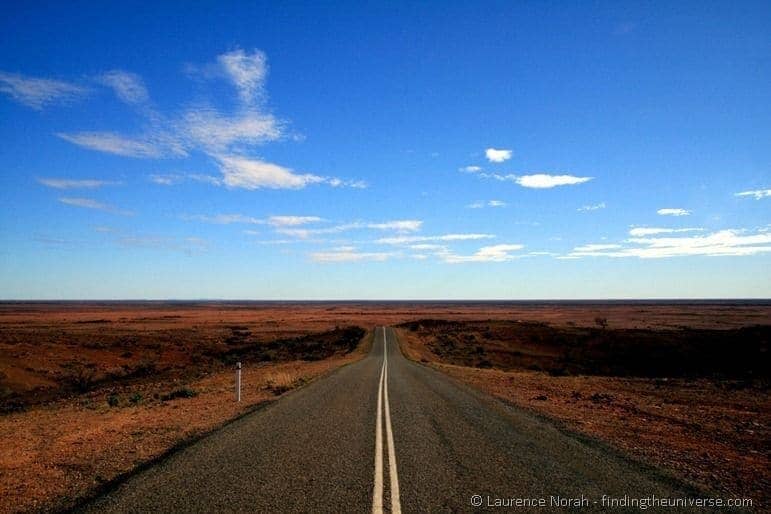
[0,301,768,512]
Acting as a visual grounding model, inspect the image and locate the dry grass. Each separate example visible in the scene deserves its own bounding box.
[0,348,368,513]
[1,303,768,512]
[260,370,307,395]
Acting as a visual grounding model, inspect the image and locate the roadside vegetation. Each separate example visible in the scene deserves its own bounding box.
[0,308,369,514]
[396,319,770,510]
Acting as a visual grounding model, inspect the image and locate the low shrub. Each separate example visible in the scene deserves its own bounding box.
[160,388,197,401]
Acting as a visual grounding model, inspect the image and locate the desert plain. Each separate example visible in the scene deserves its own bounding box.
[0,301,768,512]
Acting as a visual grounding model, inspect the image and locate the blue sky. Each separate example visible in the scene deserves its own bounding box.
[1,1,769,299]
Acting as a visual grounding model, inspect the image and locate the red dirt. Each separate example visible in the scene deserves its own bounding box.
[396,321,770,512]
[0,301,769,513]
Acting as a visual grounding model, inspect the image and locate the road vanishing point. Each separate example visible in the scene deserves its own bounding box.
[81,327,721,513]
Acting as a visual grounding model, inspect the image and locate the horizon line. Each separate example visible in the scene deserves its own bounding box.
[1,298,770,303]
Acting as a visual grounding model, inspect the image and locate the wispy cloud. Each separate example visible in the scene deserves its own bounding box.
[37,178,120,189]
[253,238,327,245]
[367,220,423,232]
[628,227,703,237]
[58,110,280,159]
[572,243,623,252]
[58,197,133,216]
[149,173,221,186]
[214,155,360,191]
[578,202,606,211]
[217,49,267,105]
[327,177,368,189]
[657,208,690,216]
[466,170,593,189]
[309,248,395,263]
[275,219,422,239]
[0,71,87,110]
[57,132,172,158]
[460,165,482,173]
[442,244,524,263]
[98,70,148,104]
[215,154,325,189]
[514,174,592,188]
[567,229,771,259]
[467,199,507,209]
[376,233,494,245]
[149,174,181,185]
[268,215,324,226]
[180,109,283,151]
[275,224,356,239]
[53,50,364,189]
[485,148,512,163]
[182,213,262,225]
[33,236,85,247]
[735,189,771,200]
[409,243,446,251]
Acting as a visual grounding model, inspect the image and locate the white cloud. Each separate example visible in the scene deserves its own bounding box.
[578,202,606,211]
[409,244,446,251]
[98,70,148,104]
[60,109,283,159]
[573,243,623,252]
[52,50,365,189]
[57,132,170,158]
[628,227,703,237]
[735,189,771,200]
[37,178,119,189]
[149,173,221,186]
[180,108,283,150]
[212,155,360,191]
[442,244,524,263]
[216,155,325,190]
[58,197,133,216]
[276,224,358,239]
[254,238,313,245]
[568,229,771,259]
[468,170,593,189]
[367,220,423,232]
[485,148,512,163]
[0,71,86,110]
[657,208,690,216]
[275,219,422,239]
[514,174,592,189]
[467,200,506,209]
[309,248,394,263]
[460,165,482,173]
[268,216,323,226]
[183,213,262,225]
[150,174,182,185]
[376,233,495,245]
[217,49,267,105]
[327,177,368,189]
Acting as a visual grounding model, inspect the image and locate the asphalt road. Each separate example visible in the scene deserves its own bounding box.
[81,327,725,513]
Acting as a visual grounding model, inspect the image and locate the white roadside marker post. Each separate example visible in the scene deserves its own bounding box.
[235,361,242,402]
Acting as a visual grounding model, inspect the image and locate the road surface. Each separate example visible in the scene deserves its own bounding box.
[81,327,720,513]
